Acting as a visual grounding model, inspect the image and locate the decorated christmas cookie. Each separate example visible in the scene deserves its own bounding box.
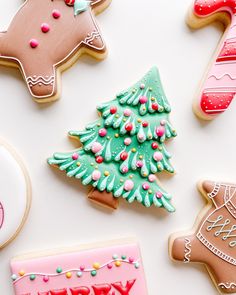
[48,67,177,212]
[170,180,236,294]
[10,239,148,295]
[188,0,236,120]
[0,139,31,249]
[0,0,110,103]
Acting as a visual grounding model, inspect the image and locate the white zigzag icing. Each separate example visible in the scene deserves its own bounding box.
[219,282,236,289]
[26,76,55,87]
[184,238,191,263]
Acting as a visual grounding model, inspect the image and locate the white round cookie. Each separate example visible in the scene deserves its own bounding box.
[0,140,31,249]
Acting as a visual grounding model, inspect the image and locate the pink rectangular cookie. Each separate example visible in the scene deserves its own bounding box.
[10,239,148,295]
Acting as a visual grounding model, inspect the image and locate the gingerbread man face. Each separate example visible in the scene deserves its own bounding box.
[170,180,236,294]
[0,0,110,103]
[189,0,236,120]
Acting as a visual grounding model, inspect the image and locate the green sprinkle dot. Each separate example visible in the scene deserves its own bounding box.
[113,254,118,260]
[56,267,62,273]
[30,274,36,281]
[121,255,126,260]
[91,270,97,277]
[135,262,140,269]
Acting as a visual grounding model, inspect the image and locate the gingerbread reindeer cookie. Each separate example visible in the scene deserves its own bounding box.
[188,0,236,120]
[0,0,110,102]
[170,180,236,294]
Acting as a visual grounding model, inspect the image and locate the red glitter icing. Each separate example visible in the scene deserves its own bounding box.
[194,0,236,16]
[200,92,235,114]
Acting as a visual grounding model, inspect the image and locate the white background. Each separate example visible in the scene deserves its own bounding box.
[0,0,235,294]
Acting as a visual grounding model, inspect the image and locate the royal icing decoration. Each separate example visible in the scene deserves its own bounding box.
[0,140,31,249]
[0,0,110,102]
[48,67,177,212]
[191,0,236,119]
[170,180,236,294]
[11,240,148,295]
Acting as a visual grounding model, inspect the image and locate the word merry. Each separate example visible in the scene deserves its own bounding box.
[22,279,136,295]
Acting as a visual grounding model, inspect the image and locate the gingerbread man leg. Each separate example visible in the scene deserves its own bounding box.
[21,60,58,102]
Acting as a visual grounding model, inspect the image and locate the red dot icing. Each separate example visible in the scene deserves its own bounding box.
[200,92,235,115]
[52,9,61,19]
[194,0,236,16]
[29,39,39,48]
[41,23,50,33]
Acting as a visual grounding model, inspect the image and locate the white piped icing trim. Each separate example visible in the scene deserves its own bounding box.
[83,30,104,49]
[209,73,236,80]
[26,76,55,87]
[184,238,191,263]
[219,282,236,289]
[208,183,220,199]
[197,232,236,266]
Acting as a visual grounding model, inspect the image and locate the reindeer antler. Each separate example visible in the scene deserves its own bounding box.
[194,0,236,16]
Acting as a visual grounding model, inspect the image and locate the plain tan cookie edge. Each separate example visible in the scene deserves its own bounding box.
[0,139,31,250]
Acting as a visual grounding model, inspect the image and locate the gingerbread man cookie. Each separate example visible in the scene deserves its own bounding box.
[188,0,236,120]
[10,239,148,295]
[170,180,236,294]
[0,139,31,249]
[0,0,110,102]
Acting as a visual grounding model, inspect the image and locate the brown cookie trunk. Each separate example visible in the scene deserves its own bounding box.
[88,188,119,210]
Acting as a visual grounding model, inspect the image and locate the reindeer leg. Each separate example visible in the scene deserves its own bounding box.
[21,59,59,102]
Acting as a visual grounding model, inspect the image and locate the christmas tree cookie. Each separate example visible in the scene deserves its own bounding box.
[48,67,177,212]
[0,0,110,103]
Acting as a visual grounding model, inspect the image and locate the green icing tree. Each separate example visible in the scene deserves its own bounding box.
[48,67,177,212]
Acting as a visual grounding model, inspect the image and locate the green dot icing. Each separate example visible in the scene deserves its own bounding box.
[30,274,36,281]
[48,67,177,213]
[121,255,127,260]
[56,267,62,274]
[91,270,97,277]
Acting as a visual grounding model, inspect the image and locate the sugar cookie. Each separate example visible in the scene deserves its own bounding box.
[170,180,236,294]
[0,139,31,249]
[10,239,148,295]
[188,0,236,120]
[0,0,110,102]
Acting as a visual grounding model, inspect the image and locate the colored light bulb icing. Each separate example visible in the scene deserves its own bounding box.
[48,67,177,212]
[10,240,148,295]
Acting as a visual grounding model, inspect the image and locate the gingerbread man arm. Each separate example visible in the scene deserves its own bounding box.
[190,0,236,120]
[200,180,236,208]
[81,11,106,57]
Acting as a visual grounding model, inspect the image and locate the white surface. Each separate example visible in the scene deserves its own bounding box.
[0,0,234,294]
